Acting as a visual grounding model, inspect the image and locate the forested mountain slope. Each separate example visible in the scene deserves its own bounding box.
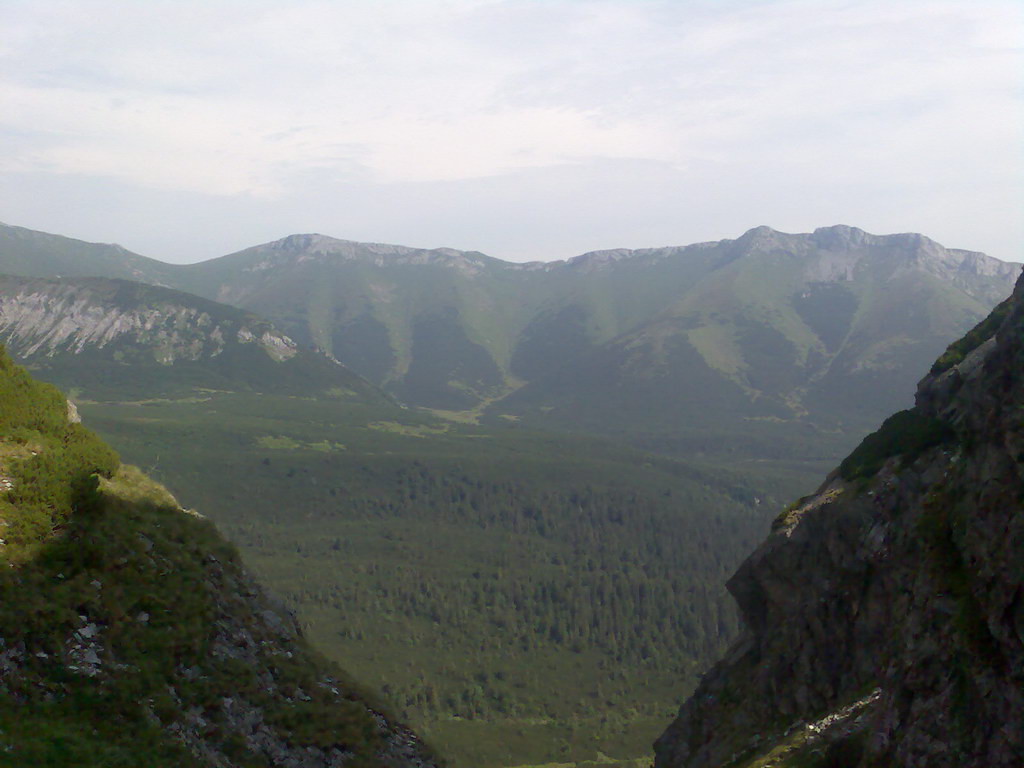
[0,346,437,767]
[654,272,1024,766]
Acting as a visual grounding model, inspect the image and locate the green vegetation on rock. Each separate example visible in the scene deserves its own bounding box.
[0,346,118,563]
[838,409,955,481]
[0,346,438,767]
[930,292,1014,375]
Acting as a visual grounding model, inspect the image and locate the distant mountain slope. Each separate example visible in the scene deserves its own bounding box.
[0,221,179,284]
[497,225,1019,455]
[152,226,1018,435]
[1,222,1017,458]
[172,234,524,409]
[0,275,385,401]
[654,271,1024,766]
[0,346,438,767]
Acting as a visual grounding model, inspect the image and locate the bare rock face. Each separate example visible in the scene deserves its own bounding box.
[0,276,297,364]
[654,273,1024,767]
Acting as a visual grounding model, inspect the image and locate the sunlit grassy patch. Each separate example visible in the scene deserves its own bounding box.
[367,421,451,437]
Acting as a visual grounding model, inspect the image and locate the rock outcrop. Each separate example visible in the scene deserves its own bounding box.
[0,275,297,363]
[654,273,1024,766]
[0,275,387,401]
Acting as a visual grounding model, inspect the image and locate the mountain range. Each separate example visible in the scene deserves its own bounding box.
[0,221,1017,463]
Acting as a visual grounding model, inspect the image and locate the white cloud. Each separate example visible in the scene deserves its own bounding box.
[0,0,1020,261]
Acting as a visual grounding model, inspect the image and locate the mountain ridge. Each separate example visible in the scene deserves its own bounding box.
[0,222,183,285]
[1,221,1017,451]
[5,219,1014,276]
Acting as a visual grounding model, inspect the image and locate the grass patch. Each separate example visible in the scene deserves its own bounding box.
[256,435,346,452]
[930,294,1013,375]
[839,409,954,481]
[367,420,451,437]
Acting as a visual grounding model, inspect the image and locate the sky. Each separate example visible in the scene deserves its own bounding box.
[1,0,1021,264]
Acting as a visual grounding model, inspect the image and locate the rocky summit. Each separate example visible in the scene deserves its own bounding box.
[654,273,1024,765]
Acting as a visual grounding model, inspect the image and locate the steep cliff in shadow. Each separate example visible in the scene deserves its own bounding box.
[654,273,1024,767]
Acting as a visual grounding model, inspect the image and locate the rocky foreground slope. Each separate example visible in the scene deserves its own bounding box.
[655,273,1024,766]
[0,347,437,767]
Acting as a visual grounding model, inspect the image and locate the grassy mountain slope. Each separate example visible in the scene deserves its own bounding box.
[494,226,1018,457]
[171,235,537,409]
[0,275,386,401]
[1,222,1015,458]
[0,222,180,284]
[165,227,1016,437]
[0,346,438,767]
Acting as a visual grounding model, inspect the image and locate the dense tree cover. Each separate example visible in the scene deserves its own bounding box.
[221,465,762,764]
[234,463,752,708]
[80,393,795,765]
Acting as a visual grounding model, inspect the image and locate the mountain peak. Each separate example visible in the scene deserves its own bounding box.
[739,224,779,238]
[732,225,802,251]
[735,224,876,250]
[262,233,417,259]
[811,223,871,247]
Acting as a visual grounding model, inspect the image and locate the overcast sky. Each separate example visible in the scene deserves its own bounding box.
[1,0,1021,264]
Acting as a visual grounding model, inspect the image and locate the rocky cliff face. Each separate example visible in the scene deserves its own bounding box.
[0,275,387,401]
[0,276,298,363]
[654,273,1024,767]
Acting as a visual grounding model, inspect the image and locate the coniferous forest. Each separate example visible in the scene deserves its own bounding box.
[77,390,802,765]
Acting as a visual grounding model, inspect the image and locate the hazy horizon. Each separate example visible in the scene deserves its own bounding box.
[2,0,1021,265]
[6,218,1022,267]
